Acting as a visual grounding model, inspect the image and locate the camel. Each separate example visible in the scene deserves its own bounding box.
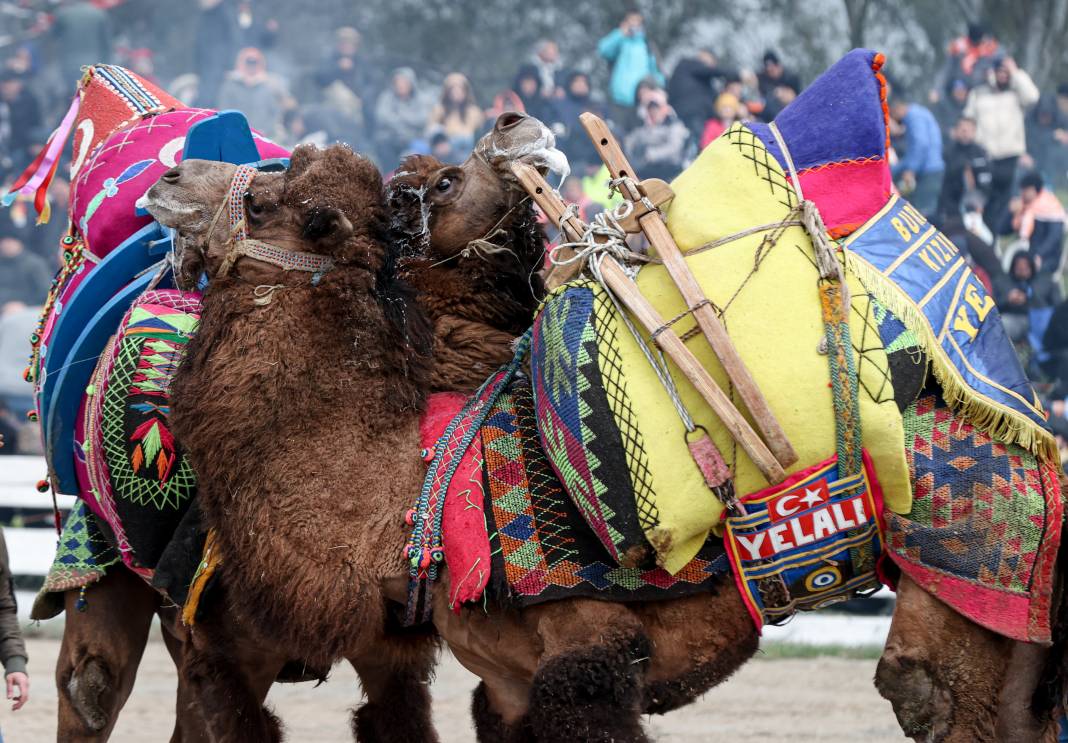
[47,112,558,742]
[386,140,1068,742]
[62,112,1064,742]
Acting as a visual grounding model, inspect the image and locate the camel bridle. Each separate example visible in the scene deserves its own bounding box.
[206,164,335,282]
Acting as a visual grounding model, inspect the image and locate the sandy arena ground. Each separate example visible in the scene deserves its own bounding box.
[0,635,905,742]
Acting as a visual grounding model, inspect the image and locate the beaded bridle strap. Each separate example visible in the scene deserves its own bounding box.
[211,164,335,280]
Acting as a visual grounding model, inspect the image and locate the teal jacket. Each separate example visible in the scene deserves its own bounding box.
[597,29,665,107]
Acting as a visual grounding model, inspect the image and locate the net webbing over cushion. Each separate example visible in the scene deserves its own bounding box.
[534,126,911,573]
[83,289,201,576]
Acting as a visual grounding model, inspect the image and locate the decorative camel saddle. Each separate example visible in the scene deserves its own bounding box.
[6,64,289,617]
[410,49,1063,643]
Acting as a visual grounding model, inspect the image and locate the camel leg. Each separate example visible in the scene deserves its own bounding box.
[56,567,157,741]
[526,600,651,743]
[159,616,215,743]
[876,574,1012,742]
[635,587,760,714]
[994,640,1059,742]
[181,610,286,743]
[349,637,440,743]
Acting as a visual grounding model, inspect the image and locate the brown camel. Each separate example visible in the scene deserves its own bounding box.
[46,112,561,742]
[59,113,1065,742]
[388,147,1068,742]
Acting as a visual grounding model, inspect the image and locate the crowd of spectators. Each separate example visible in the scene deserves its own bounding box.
[2,4,1068,462]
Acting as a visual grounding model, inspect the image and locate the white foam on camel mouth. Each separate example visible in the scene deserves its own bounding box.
[480,121,571,187]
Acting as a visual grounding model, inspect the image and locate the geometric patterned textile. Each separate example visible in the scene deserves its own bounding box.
[82,289,201,578]
[30,500,120,620]
[483,379,729,607]
[531,282,655,568]
[885,392,1064,643]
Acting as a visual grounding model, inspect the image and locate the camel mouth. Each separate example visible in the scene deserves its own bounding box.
[137,186,204,229]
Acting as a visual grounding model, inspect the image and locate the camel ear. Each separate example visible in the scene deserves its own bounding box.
[303,206,354,244]
[288,144,322,177]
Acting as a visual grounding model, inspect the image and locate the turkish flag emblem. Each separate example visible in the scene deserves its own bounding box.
[767,479,831,522]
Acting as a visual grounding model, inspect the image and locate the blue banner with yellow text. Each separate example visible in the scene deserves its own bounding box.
[843,195,1050,444]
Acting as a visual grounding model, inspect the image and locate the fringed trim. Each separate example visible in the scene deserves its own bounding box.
[845,250,1059,464]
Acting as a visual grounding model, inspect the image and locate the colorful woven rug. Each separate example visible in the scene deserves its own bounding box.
[483,379,729,606]
[80,289,201,579]
[885,392,1063,643]
[30,500,120,620]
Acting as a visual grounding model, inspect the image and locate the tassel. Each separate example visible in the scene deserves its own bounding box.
[76,586,88,612]
[2,93,81,222]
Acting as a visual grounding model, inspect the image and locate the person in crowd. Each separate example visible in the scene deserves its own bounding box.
[1010,170,1066,275]
[700,92,743,148]
[193,0,239,108]
[937,116,989,221]
[429,131,456,165]
[934,78,970,133]
[890,94,944,218]
[667,49,732,141]
[234,0,279,52]
[0,400,17,457]
[485,88,526,123]
[597,11,664,108]
[315,27,374,110]
[512,65,555,124]
[0,237,50,310]
[1043,298,1068,399]
[530,39,563,99]
[995,249,1061,348]
[0,525,28,717]
[553,71,605,167]
[757,50,801,120]
[216,47,293,142]
[50,0,111,85]
[623,89,689,181]
[561,174,600,223]
[580,160,622,213]
[0,69,43,181]
[374,67,432,166]
[427,74,484,155]
[1025,93,1068,190]
[937,22,999,97]
[964,55,1040,233]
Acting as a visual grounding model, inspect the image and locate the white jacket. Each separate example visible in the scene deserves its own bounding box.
[963,70,1040,160]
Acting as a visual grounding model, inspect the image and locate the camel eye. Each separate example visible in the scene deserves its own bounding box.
[435,177,452,193]
[245,191,265,218]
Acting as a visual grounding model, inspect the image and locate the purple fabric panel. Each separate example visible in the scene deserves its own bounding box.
[751,48,886,173]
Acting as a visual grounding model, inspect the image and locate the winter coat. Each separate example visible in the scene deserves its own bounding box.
[667,58,729,127]
[963,70,1040,160]
[894,105,944,177]
[0,249,51,306]
[623,113,689,180]
[216,74,290,142]
[0,531,26,676]
[375,83,432,146]
[597,29,664,107]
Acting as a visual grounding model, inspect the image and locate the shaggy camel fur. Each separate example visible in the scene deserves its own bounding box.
[147,145,438,742]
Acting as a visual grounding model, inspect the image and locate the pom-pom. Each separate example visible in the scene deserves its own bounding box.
[36,479,50,493]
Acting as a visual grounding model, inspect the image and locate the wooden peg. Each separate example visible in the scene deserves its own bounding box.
[510,161,786,484]
[510,163,587,289]
[579,113,798,469]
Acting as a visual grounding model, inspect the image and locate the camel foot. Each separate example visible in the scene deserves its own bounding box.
[875,653,954,741]
[527,633,651,743]
[471,682,534,743]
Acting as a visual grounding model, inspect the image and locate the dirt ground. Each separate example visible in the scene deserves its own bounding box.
[0,635,904,742]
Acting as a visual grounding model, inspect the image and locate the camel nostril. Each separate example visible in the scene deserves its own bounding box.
[495,111,527,132]
[161,168,180,184]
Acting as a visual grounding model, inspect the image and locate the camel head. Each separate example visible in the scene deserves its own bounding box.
[387,112,564,270]
[138,144,385,288]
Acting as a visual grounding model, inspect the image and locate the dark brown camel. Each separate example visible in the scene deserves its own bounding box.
[389,145,1067,742]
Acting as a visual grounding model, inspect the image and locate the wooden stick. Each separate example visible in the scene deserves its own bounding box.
[511,162,786,484]
[579,113,797,469]
[510,164,587,289]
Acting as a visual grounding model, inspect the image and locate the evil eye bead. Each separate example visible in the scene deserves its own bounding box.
[404,508,417,526]
[430,548,444,563]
